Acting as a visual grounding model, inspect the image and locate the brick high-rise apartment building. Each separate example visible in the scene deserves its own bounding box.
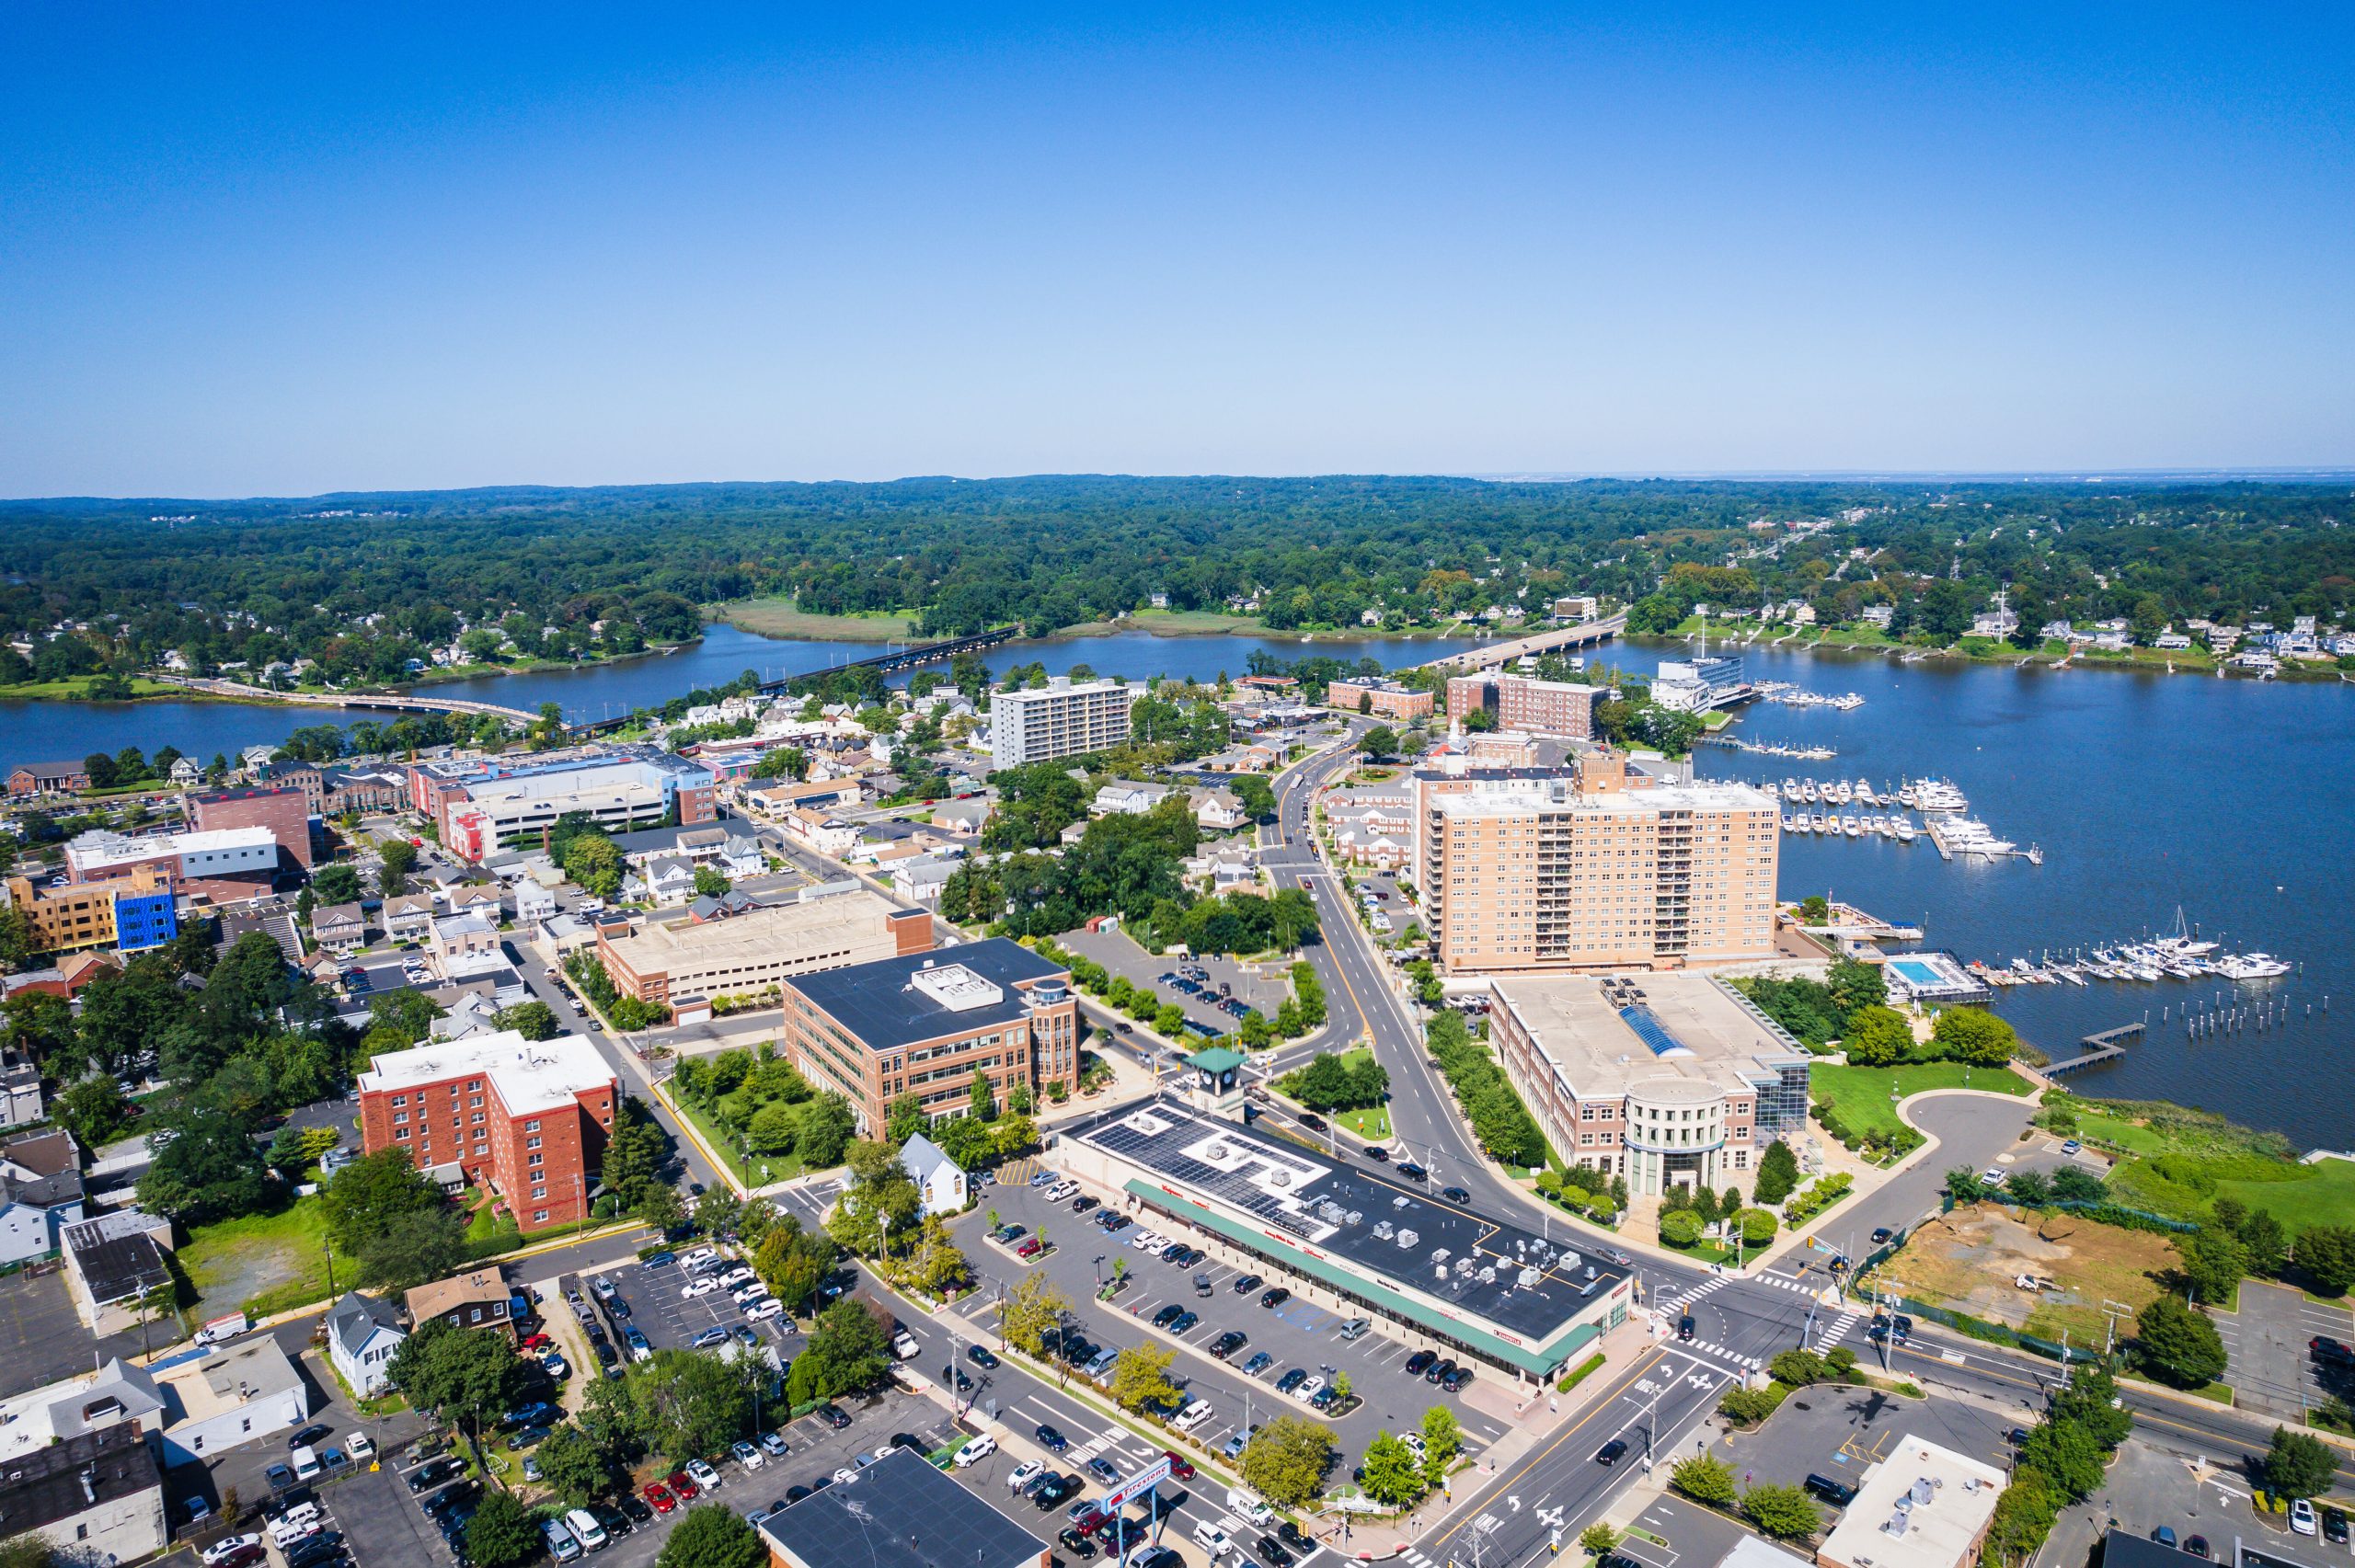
[356,1032,617,1231]
[1323,678,1434,721]
[1414,750,1778,975]
[1443,670,1600,738]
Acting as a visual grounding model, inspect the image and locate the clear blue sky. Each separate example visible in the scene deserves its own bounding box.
[3,5,2349,496]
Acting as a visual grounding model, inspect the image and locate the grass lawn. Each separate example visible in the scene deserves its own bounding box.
[2071,1111,2171,1157]
[1335,1104,1392,1140]
[1809,1061,2032,1141]
[1875,1204,2176,1345]
[711,599,924,642]
[181,1197,356,1319]
[2211,1155,2355,1237]
[672,1093,808,1187]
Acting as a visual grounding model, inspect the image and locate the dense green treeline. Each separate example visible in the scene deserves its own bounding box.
[1,477,2348,682]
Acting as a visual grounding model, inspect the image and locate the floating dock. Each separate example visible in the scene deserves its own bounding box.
[2042,1022,2145,1077]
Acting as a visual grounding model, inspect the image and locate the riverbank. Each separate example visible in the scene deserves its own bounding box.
[1639,623,2352,681]
[392,638,698,692]
[0,675,213,704]
[707,600,925,641]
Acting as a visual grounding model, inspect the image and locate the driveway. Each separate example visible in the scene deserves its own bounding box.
[1813,1093,2039,1262]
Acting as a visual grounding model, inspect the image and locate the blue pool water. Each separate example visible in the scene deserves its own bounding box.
[1889,958,1944,985]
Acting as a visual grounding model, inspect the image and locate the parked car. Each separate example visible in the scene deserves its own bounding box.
[1210,1331,1248,1359]
[642,1482,676,1515]
[969,1344,1001,1369]
[1404,1349,1437,1376]
[1241,1351,1275,1377]
[1260,1287,1291,1308]
[1232,1274,1264,1294]
[2292,1500,2318,1537]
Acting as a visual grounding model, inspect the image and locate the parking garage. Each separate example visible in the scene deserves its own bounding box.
[1057,1097,1632,1383]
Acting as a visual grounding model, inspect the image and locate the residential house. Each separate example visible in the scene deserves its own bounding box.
[1857,605,1895,629]
[2154,631,2193,650]
[382,892,438,942]
[404,1268,517,1336]
[311,901,367,954]
[0,1359,167,1463]
[431,911,500,976]
[168,757,203,786]
[927,798,993,838]
[325,1289,407,1398]
[446,884,504,920]
[640,855,696,907]
[511,878,557,924]
[1091,780,1174,817]
[890,852,962,908]
[0,1425,167,1566]
[1,1049,43,1127]
[0,1130,85,1265]
[1187,786,1247,831]
[6,761,91,797]
[784,809,859,856]
[60,1209,175,1333]
[2040,620,2078,642]
[718,832,764,877]
[898,1132,971,1217]
[150,1336,312,1463]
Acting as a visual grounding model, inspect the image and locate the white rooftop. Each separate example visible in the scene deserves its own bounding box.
[1816,1435,2005,1568]
[356,1030,615,1116]
[67,825,278,869]
[909,963,1002,1013]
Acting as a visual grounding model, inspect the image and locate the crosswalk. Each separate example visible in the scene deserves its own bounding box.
[1400,1549,1442,1568]
[1813,1309,1864,1351]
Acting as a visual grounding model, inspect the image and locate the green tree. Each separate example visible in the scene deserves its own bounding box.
[534,1423,613,1505]
[1000,1272,1073,1354]
[565,833,623,898]
[1109,1344,1180,1412]
[1580,1525,1621,1558]
[798,1093,856,1168]
[1752,1140,1800,1205]
[2296,1225,2355,1295]
[1660,1209,1702,1246]
[693,865,730,898]
[1982,1471,2058,1568]
[320,1148,447,1252]
[1930,1006,2016,1066]
[1944,1166,1988,1206]
[2134,1294,2227,1388]
[1359,1432,1427,1506]
[2176,1224,2246,1306]
[1770,1348,1826,1387]
[628,1349,760,1462]
[1741,1483,1822,1539]
[800,1298,891,1397]
[752,1216,840,1317]
[1361,726,1399,761]
[656,1504,768,1568]
[968,1067,996,1121]
[1419,1404,1462,1490]
[1670,1454,1737,1506]
[2016,1418,2108,1501]
[496,1000,560,1040]
[1239,1415,1338,1508]
[464,1490,545,1568]
[2049,1363,2133,1449]
[2238,1209,2290,1279]
[2267,1425,2338,1499]
[387,1319,530,1436]
[376,836,419,893]
[310,864,363,904]
[1842,1005,1913,1067]
[355,1207,470,1293]
[136,1116,278,1225]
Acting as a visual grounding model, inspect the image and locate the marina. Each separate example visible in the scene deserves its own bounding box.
[1753,681,1866,711]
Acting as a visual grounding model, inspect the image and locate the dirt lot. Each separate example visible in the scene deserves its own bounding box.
[1873,1205,2177,1345]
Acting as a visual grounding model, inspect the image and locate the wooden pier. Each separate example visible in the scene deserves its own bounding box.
[2041,1021,2145,1077]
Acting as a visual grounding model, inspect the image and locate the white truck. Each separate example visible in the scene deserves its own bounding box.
[891,1331,921,1360]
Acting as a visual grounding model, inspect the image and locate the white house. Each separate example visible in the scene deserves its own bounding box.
[326,1290,407,1398]
[890,852,962,908]
[1092,781,1173,817]
[898,1133,969,1216]
[512,878,557,924]
[0,1130,85,1266]
[150,1337,311,1464]
[1187,786,1248,831]
[642,855,697,907]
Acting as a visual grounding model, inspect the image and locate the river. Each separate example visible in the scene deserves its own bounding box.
[6,623,2349,1146]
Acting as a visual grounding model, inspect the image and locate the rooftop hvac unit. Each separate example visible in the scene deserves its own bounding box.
[1373,1221,1396,1241]
[1560,1251,1581,1270]
[1585,1265,1598,1280]
[1454,1258,1475,1276]
[1476,1266,1498,1285]
[1396,1230,1419,1248]
[1517,1266,1541,1288]
[1435,1263,1448,1280]
[1513,1240,1526,1256]
[1392,1195,1410,1210]
[1432,1248,1451,1264]
[1345,1210,1362,1225]
[1208,1143,1230,1159]
[1883,1513,1910,1538]
[1912,1479,1935,1505]
[1270,1171,1291,1187]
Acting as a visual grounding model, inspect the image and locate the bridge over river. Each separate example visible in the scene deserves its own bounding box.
[1414,612,1626,672]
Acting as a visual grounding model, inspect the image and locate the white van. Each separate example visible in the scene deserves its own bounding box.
[541,1520,582,1562]
[289,1445,322,1482]
[1174,1399,1214,1433]
[1225,1487,1273,1527]
[892,1331,921,1360]
[1191,1521,1235,1557]
[565,1509,609,1551]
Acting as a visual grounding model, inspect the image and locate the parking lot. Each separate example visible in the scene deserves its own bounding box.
[0,1267,166,1386]
[1053,927,1295,1043]
[2214,1280,2355,1421]
[1713,1379,2025,1505]
[591,1253,801,1362]
[946,1170,1518,1477]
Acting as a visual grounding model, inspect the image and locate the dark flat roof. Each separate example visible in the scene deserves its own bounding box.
[1071,1096,1630,1348]
[761,1448,1046,1568]
[787,939,1066,1053]
[0,1423,160,1533]
[63,1221,171,1303]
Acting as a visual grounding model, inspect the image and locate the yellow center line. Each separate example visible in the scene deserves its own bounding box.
[1426,1346,1671,1553]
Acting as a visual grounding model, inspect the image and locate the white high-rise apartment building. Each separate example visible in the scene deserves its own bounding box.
[989,678,1137,770]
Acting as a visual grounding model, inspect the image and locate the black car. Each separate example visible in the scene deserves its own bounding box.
[1299,1113,1327,1132]
[1210,1331,1248,1359]
[288,1424,334,1449]
[1154,1303,1187,1328]
[815,1403,852,1429]
[785,1486,813,1505]
[1175,1246,1204,1266]
[1441,1186,1472,1206]
[408,1458,465,1494]
[1678,1315,1695,1342]
[1362,1146,1389,1162]
[1260,1287,1291,1308]
[1595,1439,1628,1466]
[968,1345,1001,1369]
[1058,1528,1099,1559]
[2325,1508,2350,1547]
[1397,1162,1428,1182]
[2311,1336,2355,1366]
[590,1504,632,1539]
[1232,1274,1264,1294]
[1036,1424,1070,1452]
[422,1482,478,1516]
[1169,1310,1200,1334]
[1425,1356,1453,1384]
[1804,1473,1858,1506]
[1404,1349,1437,1376]
[1256,1537,1295,1568]
[890,1433,928,1451]
[605,1297,630,1321]
[1277,1523,1315,1556]
[617,1494,654,1525]
[1161,1243,1189,1264]
[1072,1196,1100,1214]
[1034,1475,1084,1509]
[1869,1227,1894,1245]
[1441,1365,1471,1392]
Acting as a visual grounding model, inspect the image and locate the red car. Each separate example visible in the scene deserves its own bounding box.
[642,1482,676,1515]
[214,1548,266,1568]
[519,1333,553,1351]
[667,1471,700,1501]
[1162,1450,1197,1481]
[1016,1237,1043,1259]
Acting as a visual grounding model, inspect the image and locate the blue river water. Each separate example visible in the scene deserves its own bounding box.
[6,623,2349,1146]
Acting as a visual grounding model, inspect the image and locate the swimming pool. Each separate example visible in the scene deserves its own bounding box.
[1889,957,1944,984]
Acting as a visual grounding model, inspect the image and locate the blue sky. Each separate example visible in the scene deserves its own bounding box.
[2,5,2349,495]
